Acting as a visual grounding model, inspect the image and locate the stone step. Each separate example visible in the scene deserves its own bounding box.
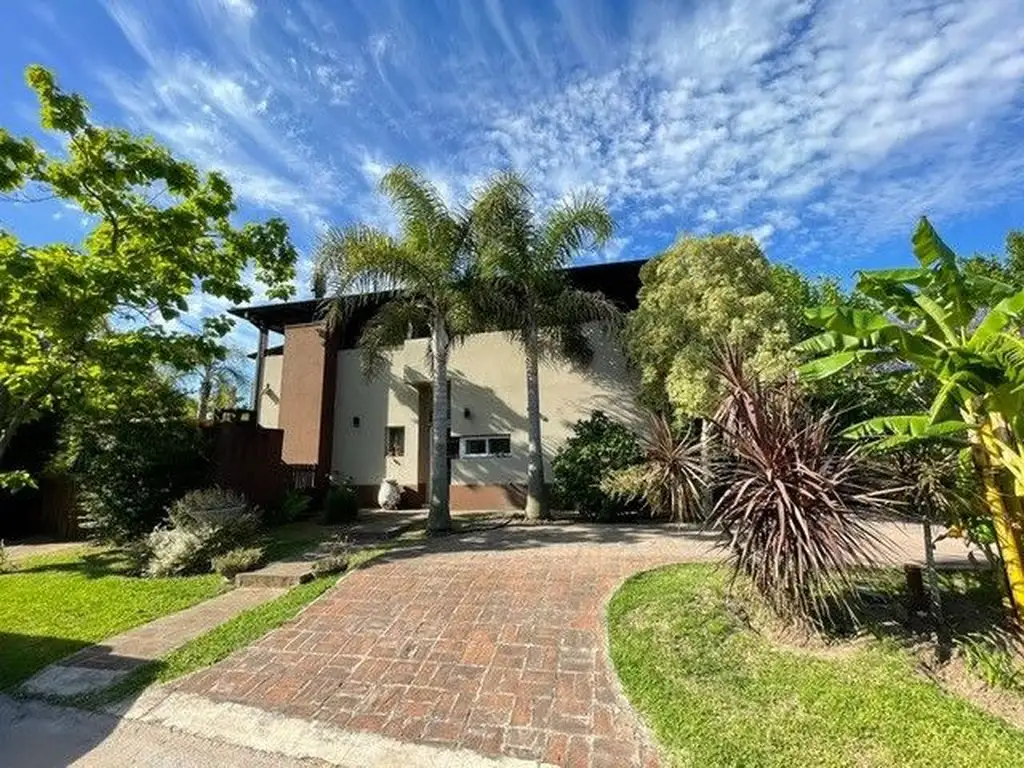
[235,560,313,588]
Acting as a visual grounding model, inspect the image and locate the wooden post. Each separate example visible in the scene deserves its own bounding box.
[251,325,268,422]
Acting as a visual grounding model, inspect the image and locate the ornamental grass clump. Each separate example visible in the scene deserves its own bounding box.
[710,345,898,622]
[602,413,707,522]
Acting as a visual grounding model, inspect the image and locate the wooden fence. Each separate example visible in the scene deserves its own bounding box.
[2,420,319,542]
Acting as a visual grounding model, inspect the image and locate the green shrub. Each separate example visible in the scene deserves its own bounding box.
[551,411,642,522]
[960,630,1024,692]
[266,489,313,526]
[323,476,359,524]
[73,418,210,543]
[212,546,266,580]
[144,488,260,577]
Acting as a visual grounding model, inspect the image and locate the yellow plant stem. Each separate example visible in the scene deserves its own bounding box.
[974,416,1024,622]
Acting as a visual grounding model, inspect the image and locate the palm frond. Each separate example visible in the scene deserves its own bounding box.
[357,298,427,379]
[538,287,623,366]
[313,224,425,332]
[541,191,614,266]
[471,170,537,276]
[379,166,450,240]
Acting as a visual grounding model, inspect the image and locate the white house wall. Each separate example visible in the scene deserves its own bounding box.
[330,327,646,500]
[258,354,283,429]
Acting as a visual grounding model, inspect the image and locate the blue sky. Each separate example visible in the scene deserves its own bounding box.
[2,0,1023,353]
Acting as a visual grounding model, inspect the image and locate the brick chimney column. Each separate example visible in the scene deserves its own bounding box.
[278,321,337,481]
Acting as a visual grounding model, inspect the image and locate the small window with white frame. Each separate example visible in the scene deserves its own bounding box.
[459,434,511,458]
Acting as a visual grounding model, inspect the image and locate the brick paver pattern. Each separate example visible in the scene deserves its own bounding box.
[175,522,960,768]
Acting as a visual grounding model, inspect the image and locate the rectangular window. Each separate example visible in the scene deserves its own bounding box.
[459,434,512,458]
[386,426,405,457]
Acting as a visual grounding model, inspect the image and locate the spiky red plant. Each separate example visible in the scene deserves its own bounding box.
[711,345,897,621]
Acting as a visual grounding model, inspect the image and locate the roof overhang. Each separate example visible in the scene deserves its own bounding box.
[229,258,648,336]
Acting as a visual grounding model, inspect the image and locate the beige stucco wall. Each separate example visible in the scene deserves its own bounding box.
[258,354,282,429]
[330,328,646,489]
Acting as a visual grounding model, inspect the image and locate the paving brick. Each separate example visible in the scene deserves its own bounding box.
[173,523,750,766]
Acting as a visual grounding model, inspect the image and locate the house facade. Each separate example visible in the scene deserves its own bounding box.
[233,260,647,510]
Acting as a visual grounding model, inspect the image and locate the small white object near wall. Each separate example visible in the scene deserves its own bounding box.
[378,479,401,509]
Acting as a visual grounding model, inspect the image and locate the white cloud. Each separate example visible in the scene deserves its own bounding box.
[98,2,343,224]
[454,0,1024,242]
[85,0,1024,318]
[218,0,255,20]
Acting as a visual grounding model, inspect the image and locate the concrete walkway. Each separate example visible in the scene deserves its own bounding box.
[4,540,88,563]
[22,587,287,698]
[0,695,332,768]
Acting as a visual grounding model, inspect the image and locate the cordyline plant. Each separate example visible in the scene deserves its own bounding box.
[710,345,899,622]
[601,412,707,522]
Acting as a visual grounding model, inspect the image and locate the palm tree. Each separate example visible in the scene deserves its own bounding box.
[313,166,479,532]
[195,355,247,422]
[472,172,617,520]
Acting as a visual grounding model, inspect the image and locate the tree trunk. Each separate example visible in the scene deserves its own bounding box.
[699,417,714,518]
[973,416,1024,621]
[0,422,18,468]
[524,322,548,520]
[428,321,452,532]
[921,518,949,660]
[197,367,213,422]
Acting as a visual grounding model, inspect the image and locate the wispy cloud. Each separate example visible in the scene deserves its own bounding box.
[459,0,1024,248]
[20,0,1021,347]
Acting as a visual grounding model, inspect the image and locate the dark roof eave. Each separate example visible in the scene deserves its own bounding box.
[230,258,648,334]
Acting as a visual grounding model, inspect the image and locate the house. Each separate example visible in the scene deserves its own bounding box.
[230,259,648,510]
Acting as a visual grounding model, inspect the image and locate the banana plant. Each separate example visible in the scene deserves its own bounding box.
[796,217,1024,619]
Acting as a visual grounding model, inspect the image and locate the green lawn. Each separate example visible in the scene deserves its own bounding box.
[75,540,407,709]
[608,564,1024,768]
[0,547,225,690]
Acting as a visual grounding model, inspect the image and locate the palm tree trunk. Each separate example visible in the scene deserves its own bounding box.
[973,416,1024,621]
[429,321,452,532]
[524,322,548,520]
[197,367,213,422]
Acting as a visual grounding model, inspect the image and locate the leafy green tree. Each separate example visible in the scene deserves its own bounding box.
[471,171,617,520]
[961,230,1024,291]
[0,66,296,488]
[798,217,1024,619]
[313,166,479,532]
[629,234,797,420]
[628,234,801,511]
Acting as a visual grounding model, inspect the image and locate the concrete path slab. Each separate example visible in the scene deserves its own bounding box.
[4,540,88,563]
[22,587,286,698]
[0,693,550,767]
[236,560,314,588]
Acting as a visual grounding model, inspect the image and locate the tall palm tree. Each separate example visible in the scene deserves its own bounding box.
[472,172,617,520]
[195,355,247,422]
[313,166,478,532]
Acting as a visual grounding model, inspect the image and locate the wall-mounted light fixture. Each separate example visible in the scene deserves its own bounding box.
[463,407,472,420]
[352,416,361,428]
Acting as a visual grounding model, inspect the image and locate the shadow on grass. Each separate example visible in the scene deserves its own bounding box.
[0,633,93,691]
[12,549,136,579]
[815,568,1010,662]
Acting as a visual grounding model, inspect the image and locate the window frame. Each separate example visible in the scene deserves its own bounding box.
[458,434,512,459]
[385,426,406,457]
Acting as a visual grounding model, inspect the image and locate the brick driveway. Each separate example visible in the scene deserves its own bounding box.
[175,525,720,767]
[174,521,954,767]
